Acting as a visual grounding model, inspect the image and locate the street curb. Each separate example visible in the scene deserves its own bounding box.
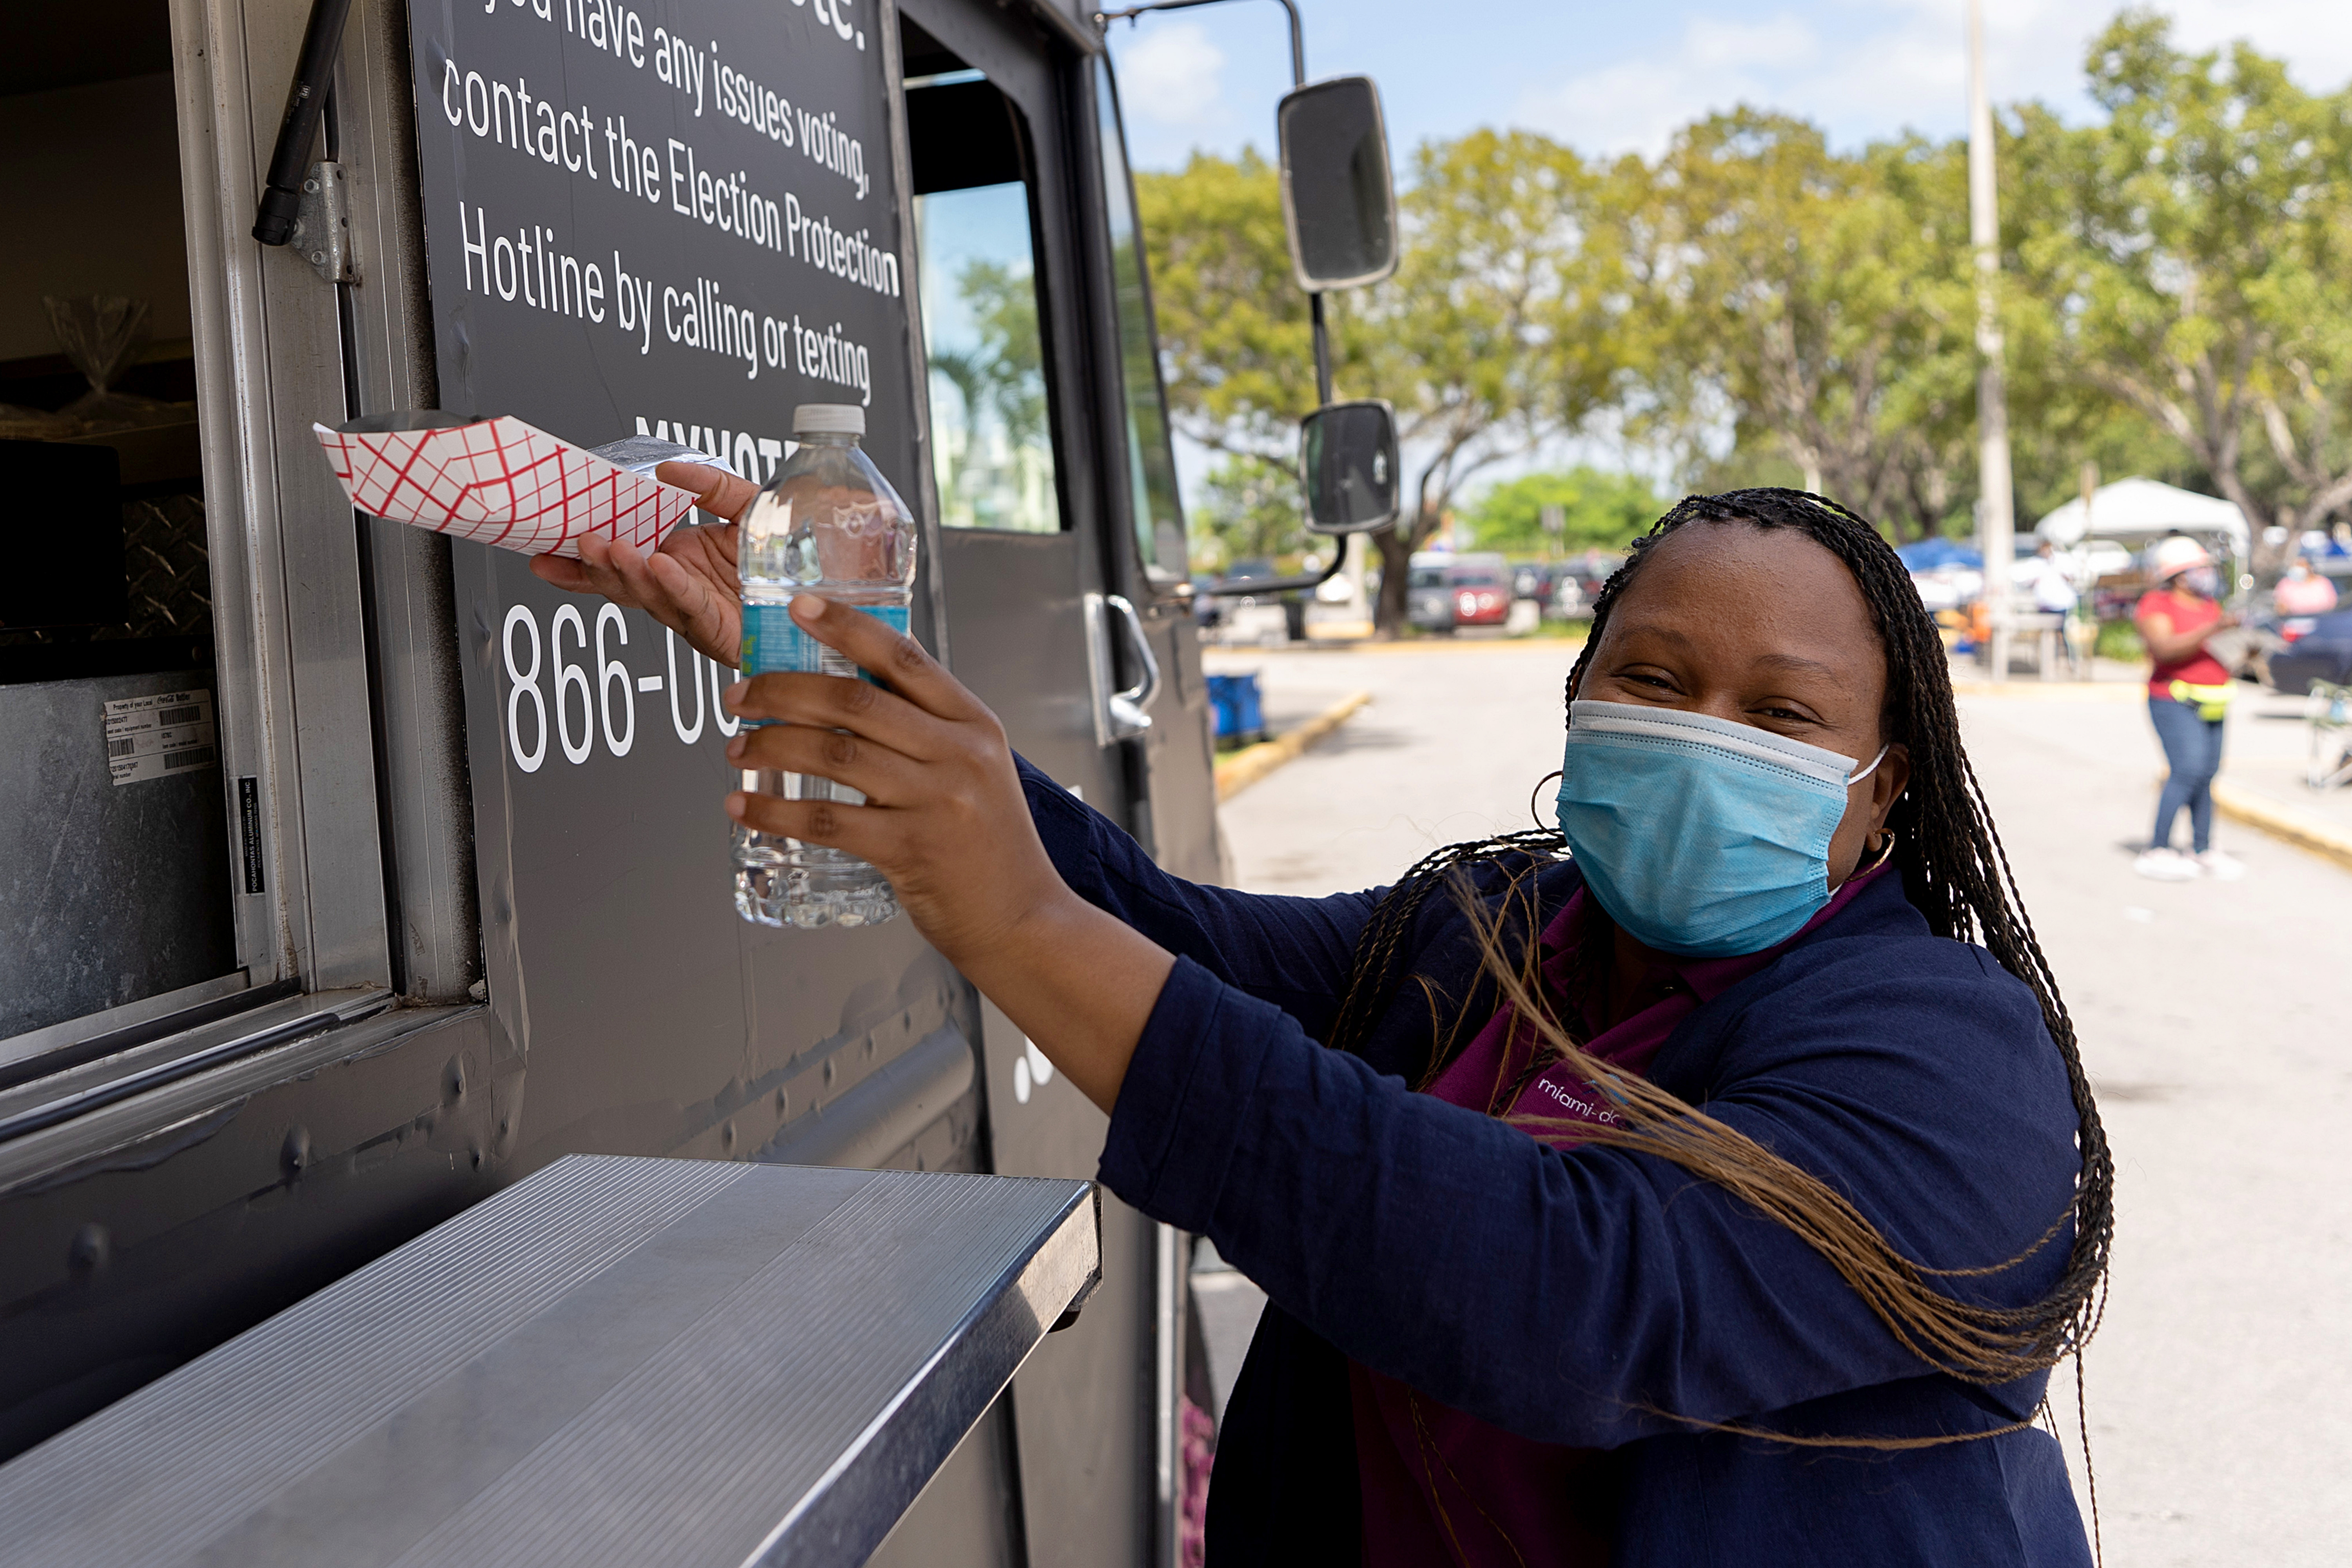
[1215,691,1372,802]
[2209,778,2352,874]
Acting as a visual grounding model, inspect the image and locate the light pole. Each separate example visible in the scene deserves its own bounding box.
[1967,0,2016,679]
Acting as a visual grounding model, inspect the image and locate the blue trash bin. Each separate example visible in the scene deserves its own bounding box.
[1232,673,1263,741]
[1206,673,1265,745]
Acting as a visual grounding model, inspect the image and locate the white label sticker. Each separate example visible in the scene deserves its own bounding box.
[105,688,218,786]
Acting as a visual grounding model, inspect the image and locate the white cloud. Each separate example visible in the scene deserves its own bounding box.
[1684,14,1820,71]
[1118,22,1229,129]
[1513,13,1820,158]
[2163,0,2352,87]
[1512,0,2352,160]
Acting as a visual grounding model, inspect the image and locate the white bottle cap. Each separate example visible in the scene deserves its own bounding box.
[792,404,865,436]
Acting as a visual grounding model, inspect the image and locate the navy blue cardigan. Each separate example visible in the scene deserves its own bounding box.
[1020,760,2093,1567]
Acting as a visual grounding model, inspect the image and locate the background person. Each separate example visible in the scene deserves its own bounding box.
[539,480,2108,1566]
[2274,554,2339,617]
[2132,536,2242,881]
[2024,539,2082,675]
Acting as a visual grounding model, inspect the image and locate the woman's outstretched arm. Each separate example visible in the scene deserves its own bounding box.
[1015,756,1377,1042]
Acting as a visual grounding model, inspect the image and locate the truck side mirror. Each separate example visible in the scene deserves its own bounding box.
[1276,76,1398,292]
[1301,400,1399,534]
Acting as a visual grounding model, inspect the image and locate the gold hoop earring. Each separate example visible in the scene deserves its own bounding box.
[1860,827,1898,872]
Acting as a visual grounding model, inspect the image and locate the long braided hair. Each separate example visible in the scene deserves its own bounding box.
[1328,488,2114,1432]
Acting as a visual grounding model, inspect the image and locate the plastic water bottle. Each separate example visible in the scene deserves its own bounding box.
[733,404,918,927]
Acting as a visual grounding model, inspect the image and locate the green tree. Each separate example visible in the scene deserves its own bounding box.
[1360,130,1633,628]
[1624,111,1971,537]
[958,259,1047,449]
[2015,12,2352,574]
[1134,150,1344,457]
[930,257,1052,530]
[1134,10,2352,581]
[1464,468,1663,554]
[1139,134,1635,631]
[1188,454,1308,572]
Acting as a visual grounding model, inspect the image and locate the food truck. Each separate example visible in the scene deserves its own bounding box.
[0,0,1398,1557]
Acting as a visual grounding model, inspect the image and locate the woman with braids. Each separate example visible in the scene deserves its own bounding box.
[542,481,2109,1566]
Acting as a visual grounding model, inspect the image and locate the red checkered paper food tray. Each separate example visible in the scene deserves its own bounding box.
[313,416,697,559]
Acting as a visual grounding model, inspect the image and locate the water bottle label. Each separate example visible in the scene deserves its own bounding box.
[739,602,910,690]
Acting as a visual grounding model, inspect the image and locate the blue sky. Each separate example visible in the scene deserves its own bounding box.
[1104,0,2352,172]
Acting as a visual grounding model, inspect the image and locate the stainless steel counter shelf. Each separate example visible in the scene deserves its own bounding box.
[0,1155,1099,1568]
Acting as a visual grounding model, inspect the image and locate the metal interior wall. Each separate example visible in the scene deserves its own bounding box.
[0,674,238,1038]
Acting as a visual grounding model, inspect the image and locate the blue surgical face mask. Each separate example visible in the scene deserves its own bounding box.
[1555,700,1889,958]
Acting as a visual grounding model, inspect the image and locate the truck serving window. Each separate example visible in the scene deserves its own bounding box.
[0,7,243,1067]
[1092,57,1190,588]
[907,75,1062,535]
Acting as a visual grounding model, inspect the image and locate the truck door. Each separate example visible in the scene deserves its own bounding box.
[894,12,1163,1565]
[901,12,1122,811]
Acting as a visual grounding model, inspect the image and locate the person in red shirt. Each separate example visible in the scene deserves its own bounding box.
[2133,536,2242,880]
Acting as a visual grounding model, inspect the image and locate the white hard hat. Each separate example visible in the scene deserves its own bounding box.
[2147,535,2212,581]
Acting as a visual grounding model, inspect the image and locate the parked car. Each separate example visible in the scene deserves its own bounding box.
[1551,550,1626,616]
[1448,561,1512,629]
[1406,556,1455,632]
[2269,607,2352,695]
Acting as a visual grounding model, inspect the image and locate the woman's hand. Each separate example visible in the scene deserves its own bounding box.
[723,593,1063,963]
[723,593,1173,1113]
[529,460,755,666]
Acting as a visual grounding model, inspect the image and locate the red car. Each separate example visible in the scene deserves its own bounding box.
[1449,564,1511,628]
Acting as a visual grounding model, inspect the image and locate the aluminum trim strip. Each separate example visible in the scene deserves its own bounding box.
[0,987,394,1143]
[0,1004,477,1196]
[0,971,256,1080]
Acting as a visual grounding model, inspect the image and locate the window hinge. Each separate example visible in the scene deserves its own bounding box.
[291,162,356,284]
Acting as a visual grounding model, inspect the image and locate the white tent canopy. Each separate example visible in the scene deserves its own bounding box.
[2033,477,2248,554]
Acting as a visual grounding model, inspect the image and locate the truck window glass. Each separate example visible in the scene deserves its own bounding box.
[909,77,1061,535]
[0,26,241,1062]
[1093,57,1189,586]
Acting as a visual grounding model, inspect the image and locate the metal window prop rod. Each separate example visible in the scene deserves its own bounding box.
[253,0,356,246]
